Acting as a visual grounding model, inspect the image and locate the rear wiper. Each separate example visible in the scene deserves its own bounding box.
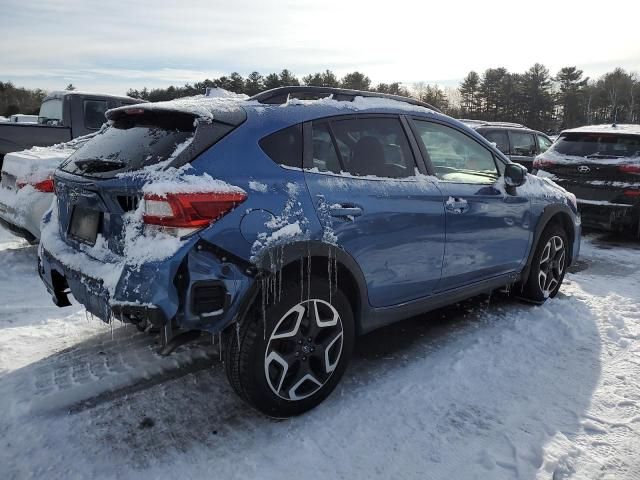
[74,159,126,173]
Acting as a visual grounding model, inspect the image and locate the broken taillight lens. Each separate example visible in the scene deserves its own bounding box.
[142,191,247,230]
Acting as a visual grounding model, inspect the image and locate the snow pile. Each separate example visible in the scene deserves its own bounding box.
[251,182,308,258]
[248,180,268,193]
[279,94,436,115]
[205,87,249,99]
[140,166,246,197]
[39,202,125,294]
[107,94,246,123]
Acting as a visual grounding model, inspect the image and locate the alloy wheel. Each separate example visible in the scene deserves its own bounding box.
[538,235,566,297]
[264,299,344,401]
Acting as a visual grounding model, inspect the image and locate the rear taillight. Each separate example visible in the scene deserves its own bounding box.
[143,191,247,231]
[624,190,640,197]
[16,177,54,193]
[619,164,640,174]
[533,157,555,169]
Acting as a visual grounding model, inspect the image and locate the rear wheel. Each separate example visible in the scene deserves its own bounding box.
[225,276,354,417]
[520,224,568,302]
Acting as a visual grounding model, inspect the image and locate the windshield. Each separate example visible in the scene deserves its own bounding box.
[60,111,195,177]
[38,99,63,125]
[552,132,640,158]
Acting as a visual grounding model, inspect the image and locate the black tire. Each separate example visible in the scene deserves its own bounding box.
[520,223,569,302]
[224,276,355,418]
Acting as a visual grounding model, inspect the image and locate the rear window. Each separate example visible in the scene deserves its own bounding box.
[552,132,640,158]
[61,111,195,176]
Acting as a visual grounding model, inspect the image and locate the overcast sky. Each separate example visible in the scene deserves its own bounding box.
[1,0,639,95]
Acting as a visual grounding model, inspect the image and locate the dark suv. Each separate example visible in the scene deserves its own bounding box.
[534,124,640,237]
[39,87,580,417]
[461,120,553,172]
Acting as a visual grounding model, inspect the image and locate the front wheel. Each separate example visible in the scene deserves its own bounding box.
[520,223,569,302]
[224,276,355,417]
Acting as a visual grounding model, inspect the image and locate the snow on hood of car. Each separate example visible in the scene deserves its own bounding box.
[1,132,98,182]
[562,123,640,136]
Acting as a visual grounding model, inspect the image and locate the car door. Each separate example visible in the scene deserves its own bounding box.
[508,130,537,171]
[303,115,445,308]
[410,119,531,292]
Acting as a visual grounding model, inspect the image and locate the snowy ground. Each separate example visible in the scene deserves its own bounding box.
[1,225,639,480]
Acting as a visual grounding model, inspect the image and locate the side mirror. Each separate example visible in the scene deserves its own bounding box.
[504,163,527,188]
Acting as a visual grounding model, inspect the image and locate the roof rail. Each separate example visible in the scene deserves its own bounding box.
[249,86,441,113]
[460,119,526,129]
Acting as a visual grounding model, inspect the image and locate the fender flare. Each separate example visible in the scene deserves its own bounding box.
[250,240,369,332]
[521,204,577,284]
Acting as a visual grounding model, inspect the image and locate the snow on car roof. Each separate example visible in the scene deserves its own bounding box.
[562,123,640,136]
[106,95,248,123]
[107,89,437,124]
[44,90,139,102]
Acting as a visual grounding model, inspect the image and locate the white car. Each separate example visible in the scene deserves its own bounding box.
[0,134,94,242]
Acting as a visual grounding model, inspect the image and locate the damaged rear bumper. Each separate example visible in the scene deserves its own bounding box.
[38,233,256,334]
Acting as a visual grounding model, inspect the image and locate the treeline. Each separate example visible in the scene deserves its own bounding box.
[126,69,410,102]
[2,65,638,132]
[127,65,639,133]
[458,65,640,131]
[0,82,46,117]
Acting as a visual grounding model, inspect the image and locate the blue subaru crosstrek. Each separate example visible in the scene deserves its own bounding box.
[38,87,581,417]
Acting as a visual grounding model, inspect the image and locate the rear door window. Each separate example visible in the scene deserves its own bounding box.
[259,125,303,168]
[84,100,108,130]
[509,131,537,156]
[321,117,416,178]
[481,130,509,155]
[311,122,341,173]
[413,120,499,184]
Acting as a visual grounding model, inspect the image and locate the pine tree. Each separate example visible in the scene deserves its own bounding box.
[554,66,588,129]
[263,73,282,90]
[244,72,264,96]
[459,71,481,117]
[521,63,554,130]
[340,72,371,91]
[278,69,300,86]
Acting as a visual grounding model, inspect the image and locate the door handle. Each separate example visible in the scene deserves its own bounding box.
[329,205,363,218]
[445,196,469,214]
